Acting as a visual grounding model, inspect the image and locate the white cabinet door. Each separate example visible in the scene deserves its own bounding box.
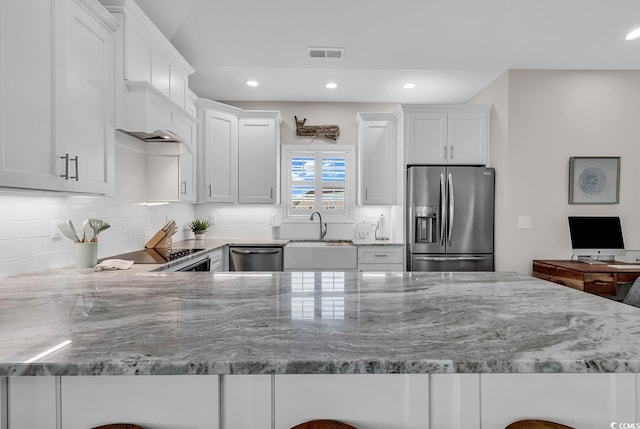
[358,114,397,205]
[57,0,116,194]
[201,108,238,203]
[0,0,62,191]
[405,111,447,165]
[238,117,277,204]
[275,374,429,429]
[180,91,198,202]
[6,376,58,429]
[61,375,219,429]
[447,111,489,165]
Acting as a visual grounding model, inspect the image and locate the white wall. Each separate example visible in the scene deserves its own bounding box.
[471,70,640,274]
[0,133,194,277]
[195,101,404,242]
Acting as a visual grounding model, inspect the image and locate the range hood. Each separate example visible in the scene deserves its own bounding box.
[117,81,194,155]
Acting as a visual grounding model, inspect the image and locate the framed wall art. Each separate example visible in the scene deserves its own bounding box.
[568,156,620,204]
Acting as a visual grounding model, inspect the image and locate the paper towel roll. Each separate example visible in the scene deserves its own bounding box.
[377,214,388,239]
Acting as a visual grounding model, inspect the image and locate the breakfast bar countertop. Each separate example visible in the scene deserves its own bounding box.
[2,270,640,376]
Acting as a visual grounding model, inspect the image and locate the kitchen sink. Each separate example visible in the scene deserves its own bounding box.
[284,239,357,270]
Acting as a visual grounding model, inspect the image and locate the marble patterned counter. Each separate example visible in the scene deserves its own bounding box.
[2,270,640,376]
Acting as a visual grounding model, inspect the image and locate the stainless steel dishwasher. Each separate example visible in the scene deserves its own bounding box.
[228,246,283,271]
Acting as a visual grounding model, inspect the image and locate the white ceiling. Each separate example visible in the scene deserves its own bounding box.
[136,0,640,103]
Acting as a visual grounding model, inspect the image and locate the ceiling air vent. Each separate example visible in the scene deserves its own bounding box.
[308,47,344,59]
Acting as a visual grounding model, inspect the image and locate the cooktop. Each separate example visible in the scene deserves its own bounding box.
[101,248,206,264]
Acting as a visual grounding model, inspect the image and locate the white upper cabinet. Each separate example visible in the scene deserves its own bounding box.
[198,100,240,203]
[198,99,281,205]
[403,105,490,166]
[238,113,280,204]
[0,0,118,194]
[357,112,398,205]
[99,0,193,112]
[180,90,198,202]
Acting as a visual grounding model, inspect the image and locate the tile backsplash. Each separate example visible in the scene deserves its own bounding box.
[0,140,194,278]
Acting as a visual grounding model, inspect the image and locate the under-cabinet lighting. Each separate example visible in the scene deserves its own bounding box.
[132,202,170,206]
[403,83,416,89]
[325,82,338,89]
[246,80,259,87]
[23,340,72,364]
[626,28,640,41]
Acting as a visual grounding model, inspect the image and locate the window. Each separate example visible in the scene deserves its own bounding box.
[283,145,355,222]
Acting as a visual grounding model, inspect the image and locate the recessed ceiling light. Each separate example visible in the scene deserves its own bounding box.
[246,80,259,87]
[626,28,640,41]
[403,83,417,89]
[326,82,338,89]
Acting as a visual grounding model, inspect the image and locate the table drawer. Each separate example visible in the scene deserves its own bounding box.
[583,273,614,295]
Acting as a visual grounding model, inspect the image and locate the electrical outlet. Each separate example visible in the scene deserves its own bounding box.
[51,220,63,240]
[209,214,217,225]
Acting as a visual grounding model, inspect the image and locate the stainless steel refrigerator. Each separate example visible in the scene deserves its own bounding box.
[407,165,495,271]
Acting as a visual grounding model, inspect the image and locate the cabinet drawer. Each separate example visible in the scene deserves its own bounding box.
[583,273,614,295]
[359,263,404,272]
[357,246,403,264]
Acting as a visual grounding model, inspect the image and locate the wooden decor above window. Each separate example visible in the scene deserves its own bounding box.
[295,116,340,140]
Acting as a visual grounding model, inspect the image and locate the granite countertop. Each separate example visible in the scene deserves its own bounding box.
[2,270,640,376]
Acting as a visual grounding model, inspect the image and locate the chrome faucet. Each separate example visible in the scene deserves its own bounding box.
[309,211,327,239]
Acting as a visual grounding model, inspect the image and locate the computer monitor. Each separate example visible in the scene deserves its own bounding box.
[568,216,625,262]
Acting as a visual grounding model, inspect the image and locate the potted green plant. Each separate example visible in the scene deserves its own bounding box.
[187,219,210,240]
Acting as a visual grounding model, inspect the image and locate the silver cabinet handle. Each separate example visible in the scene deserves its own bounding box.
[208,184,212,197]
[449,145,454,159]
[447,173,454,246]
[365,188,368,201]
[414,256,490,262]
[442,145,447,159]
[181,181,187,195]
[270,187,273,199]
[59,154,78,180]
[70,155,78,181]
[374,254,388,258]
[60,154,70,179]
[439,173,446,246]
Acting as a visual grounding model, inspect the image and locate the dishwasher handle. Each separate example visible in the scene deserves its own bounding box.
[231,248,282,255]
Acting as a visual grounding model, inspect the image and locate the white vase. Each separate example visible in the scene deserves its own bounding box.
[75,242,98,268]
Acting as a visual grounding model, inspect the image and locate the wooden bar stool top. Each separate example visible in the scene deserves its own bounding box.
[291,420,358,429]
[91,425,144,429]
[506,420,576,429]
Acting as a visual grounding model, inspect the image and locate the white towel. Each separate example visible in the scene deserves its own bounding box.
[93,259,135,272]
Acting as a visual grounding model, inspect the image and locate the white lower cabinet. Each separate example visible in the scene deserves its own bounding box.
[275,374,429,429]
[357,245,404,272]
[60,375,219,429]
[222,375,272,429]
[6,377,58,429]
[3,373,639,429]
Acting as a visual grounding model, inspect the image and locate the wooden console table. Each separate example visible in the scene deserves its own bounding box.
[532,260,640,300]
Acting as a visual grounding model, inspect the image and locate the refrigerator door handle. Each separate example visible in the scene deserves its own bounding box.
[414,256,491,261]
[447,173,454,246]
[439,173,446,246]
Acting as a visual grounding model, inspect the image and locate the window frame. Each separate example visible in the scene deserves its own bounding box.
[282,145,355,223]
